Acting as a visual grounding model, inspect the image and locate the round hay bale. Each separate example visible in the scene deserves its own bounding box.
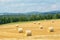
[33,22,36,24]
[18,28,23,33]
[52,20,55,23]
[26,30,32,36]
[16,25,19,27]
[38,23,41,25]
[40,26,43,29]
[49,27,54,32]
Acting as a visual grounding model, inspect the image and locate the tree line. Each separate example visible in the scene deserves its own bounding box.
[0,13,60,24]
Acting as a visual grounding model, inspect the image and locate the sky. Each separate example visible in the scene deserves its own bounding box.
[0,0,60,13]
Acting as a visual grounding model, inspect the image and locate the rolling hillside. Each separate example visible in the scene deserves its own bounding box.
[0,11,60,15]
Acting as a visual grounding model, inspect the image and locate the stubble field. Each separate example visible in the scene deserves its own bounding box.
[0,19,60,40]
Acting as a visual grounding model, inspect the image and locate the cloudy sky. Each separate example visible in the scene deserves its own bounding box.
[0,0,60,13]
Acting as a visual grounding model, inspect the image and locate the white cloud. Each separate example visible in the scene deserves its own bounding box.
[6,3,39,7]
[0,0,60,13]
[0,0,14,2]
[51,4,57,10]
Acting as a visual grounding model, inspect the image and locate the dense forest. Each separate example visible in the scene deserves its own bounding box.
[0,11,60,24]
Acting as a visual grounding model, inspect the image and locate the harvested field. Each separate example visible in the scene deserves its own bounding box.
[0,19,60,40]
